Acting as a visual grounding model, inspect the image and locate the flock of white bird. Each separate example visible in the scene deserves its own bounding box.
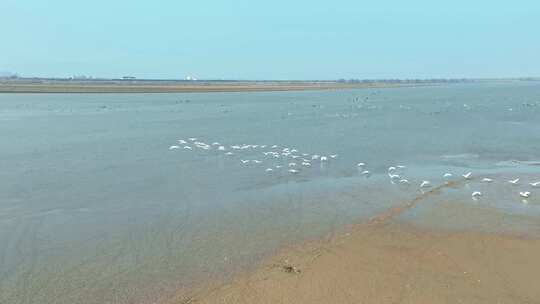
[435,171,534,201]
[169,137,339,175]
[363,166,536,202]
[170,138,537,202]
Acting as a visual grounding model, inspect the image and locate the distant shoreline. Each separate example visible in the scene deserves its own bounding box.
[0,81,407,93]
[1,78,535,93]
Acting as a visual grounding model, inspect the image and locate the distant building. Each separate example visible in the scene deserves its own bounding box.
[122,76,136,80]
[70,75,93,80]
[185,75,197,81]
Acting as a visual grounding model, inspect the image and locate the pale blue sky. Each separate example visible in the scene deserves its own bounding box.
[1,0,539,80]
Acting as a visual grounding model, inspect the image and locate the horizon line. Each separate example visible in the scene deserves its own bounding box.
[2,76,540,82]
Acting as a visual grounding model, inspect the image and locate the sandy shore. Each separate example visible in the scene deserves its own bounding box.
[183,181,540,304]
[0,81,402,93]
[185,220,540,304]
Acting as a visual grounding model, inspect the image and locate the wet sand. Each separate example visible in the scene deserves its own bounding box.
[187,221,540,304]
[185,183,540,304]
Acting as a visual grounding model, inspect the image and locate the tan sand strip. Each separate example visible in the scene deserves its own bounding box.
[180,180,540,304]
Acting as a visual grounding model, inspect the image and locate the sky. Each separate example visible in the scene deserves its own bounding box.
[1,0,539,80]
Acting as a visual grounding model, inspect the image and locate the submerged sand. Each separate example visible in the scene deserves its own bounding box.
[186,221,540,304]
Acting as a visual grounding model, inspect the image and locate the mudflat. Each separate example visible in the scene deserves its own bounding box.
[0,81,399,93]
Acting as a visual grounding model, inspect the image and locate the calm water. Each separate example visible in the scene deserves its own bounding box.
[1,82,540,303]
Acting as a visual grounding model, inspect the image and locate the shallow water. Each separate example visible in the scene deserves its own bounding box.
[1,82,540,303]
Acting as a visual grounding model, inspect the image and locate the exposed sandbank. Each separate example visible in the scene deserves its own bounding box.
[185,183,540,304]
[187,220,540,304]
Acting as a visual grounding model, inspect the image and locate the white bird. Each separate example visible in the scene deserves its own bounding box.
[399,179,410,184]
[260,145,267,148]
[275,165,283,169]
[288,169,299,174]
[462,172,472,179]
[225,152,234,155]
[252,160,262,164]
[508,178,520,185]
[330,154,338,159]
[388,166,396,172]
[420,181,431,188]
[443,173,453,178]
[188,137,197,141]
[241,160,250,164]
[271,145,278,148]
[397,165,406,169]
[212,142,220,146]
[291,149,298,153]
[388,173,400,179]
[169,145,180,150]
[178,139,187,144]
[520,191,531,198]
[361,170,370,176]
[265,168,273,172]
[357,162,366,167]
[472,191,482,198]
[291,155,300,159]
[529,181,540,187]
[312,155,320,160]
[218,146,226,151]
[301,162,311,167]
[482,178,494,183]
[183,146,192,150]
[320,156,328,162]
